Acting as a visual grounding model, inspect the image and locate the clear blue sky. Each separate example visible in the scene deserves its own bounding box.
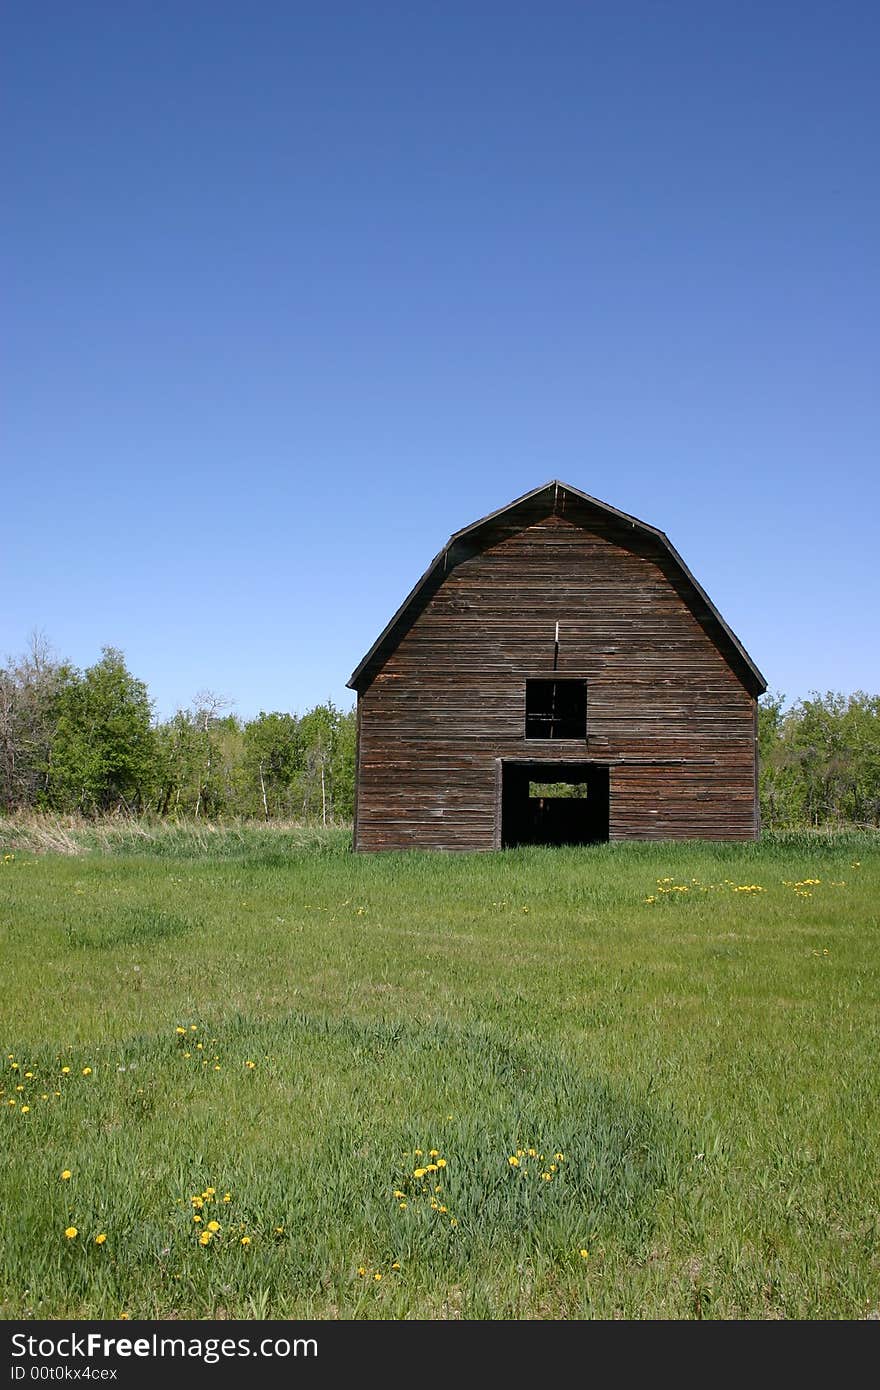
[4,1,878,720]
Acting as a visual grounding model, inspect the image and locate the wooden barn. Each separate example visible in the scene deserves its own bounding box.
[347,481,767,851]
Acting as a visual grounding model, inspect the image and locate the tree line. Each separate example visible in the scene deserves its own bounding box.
[0,638,355,821]
[759,690,880,829]
[2,638,878,828]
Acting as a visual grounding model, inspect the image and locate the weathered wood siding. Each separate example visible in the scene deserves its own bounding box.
[353,498,760,850]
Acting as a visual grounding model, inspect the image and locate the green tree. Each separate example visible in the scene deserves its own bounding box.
[0,635,77,811]
[757,690,788,829]
[295,701,356,823]
[242,712,304,819]
[153,710,203,816]
[48,647,156,813]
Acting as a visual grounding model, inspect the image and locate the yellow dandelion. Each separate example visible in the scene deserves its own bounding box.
[374,1272,382,1282]
[245,1060,255,1069]
[95,1234,107,1245]
[61,1170,72,1181]
[450,1217,458,1227]
[541,1172,553,1181]
[429,1149,439,1157]
[199,1231,212,1245]
[183,1051,191,1058]
[391,1261,400,1270]
[175,1027,186,1035]
[193,1215,202,1223]
[357,1266,367,1277]
[119,1313,129,1320]
[508,1155,520,1167]
[398,1202,407,1211]
[24,1071,34,1078]
[65,1227,78,1240]
[207,1221,220,1233]
[191,1196,204,1208]
[579,1248,589,1259]
[20,1105,30,1113]
[436,1158,447,1168]
[240,1236,251,1246]
[413,1167,426,1179]
[223,1193,231,1203]
[82,1067,92,1076]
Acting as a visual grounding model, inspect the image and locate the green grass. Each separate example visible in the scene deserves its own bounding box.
[1,823,878,1319]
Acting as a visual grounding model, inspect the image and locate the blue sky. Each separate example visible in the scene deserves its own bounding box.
[4,1,878,720]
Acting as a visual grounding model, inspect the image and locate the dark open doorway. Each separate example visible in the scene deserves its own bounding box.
[501,762,609,847]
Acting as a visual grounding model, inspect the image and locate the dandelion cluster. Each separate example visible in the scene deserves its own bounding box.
[645,877,766,904]
[507,1147,566,1185]
[393,1148,455,1226]
[2,1055,93,1116]
[784,878,823,900]
[173,1023,257,1073]
[56,1169,109,1249]
[186,1184,253,1249]
[356,1261,401,1283]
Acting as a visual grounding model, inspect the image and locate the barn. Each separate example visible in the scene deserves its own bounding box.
[347,481,767,851]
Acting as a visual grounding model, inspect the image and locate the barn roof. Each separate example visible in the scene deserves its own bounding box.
[347,480,767,696]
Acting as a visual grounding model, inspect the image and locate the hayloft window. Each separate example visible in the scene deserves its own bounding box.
[525,680,587,740]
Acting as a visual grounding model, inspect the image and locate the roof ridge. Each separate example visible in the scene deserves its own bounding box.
[348,482,766,695]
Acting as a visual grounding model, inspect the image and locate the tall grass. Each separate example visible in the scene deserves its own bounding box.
[1,825,877,1318]
[0,813,350,859]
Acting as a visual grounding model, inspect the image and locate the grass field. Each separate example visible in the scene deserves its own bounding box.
[1,819,878,1319]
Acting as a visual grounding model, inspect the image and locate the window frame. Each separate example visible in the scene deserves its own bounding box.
[523,678,588,741]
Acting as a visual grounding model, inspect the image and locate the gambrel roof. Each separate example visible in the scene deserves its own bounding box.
[347,480,767,696]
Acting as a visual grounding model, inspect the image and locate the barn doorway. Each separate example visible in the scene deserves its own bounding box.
[500,762,609,847]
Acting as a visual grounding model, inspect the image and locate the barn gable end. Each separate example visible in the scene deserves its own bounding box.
[348,482,766,852]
